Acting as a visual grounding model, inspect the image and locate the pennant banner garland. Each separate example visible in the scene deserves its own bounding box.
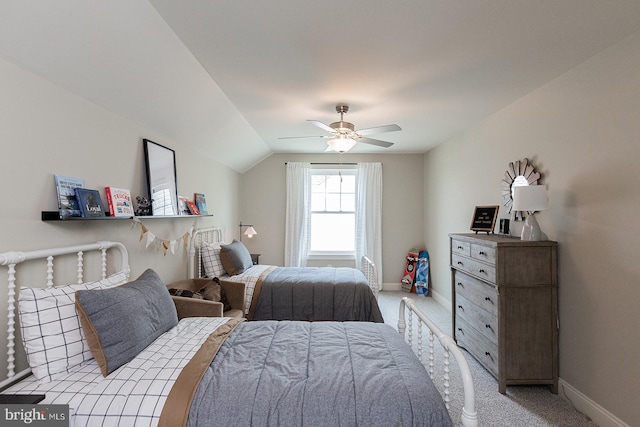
[132,217,195,256]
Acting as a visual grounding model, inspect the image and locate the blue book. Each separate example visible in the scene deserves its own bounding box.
[74,188,106,218]
[55,174,84,218]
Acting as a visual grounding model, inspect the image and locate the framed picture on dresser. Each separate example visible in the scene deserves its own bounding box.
[470,205,499,233]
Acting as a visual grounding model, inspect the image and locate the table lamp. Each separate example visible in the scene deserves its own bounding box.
[512,185,548,241]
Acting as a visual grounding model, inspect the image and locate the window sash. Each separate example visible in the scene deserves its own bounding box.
[310,168,356,254]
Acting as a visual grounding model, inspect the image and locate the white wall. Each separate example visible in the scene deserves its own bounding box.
[0,56,241,379]
[424,30,640,425]
[240,153,424,287]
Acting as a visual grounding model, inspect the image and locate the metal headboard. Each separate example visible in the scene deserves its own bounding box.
[188,227,224,279]
[0,241,130,389]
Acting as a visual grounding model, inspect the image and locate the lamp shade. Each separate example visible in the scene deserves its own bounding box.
[243,226,257,238]
[512,185,548,212]
[327,135,357,153]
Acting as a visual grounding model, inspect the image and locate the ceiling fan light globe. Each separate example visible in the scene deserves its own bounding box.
[327,135,357,153]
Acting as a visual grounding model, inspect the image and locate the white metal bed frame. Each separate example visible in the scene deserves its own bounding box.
[399,297,478,427]
[189,227,381,297]
[0,241,476,426]
[0,241,130,390]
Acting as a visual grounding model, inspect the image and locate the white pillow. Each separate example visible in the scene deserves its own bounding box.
[18,272,128,383]
[201,242,225,278]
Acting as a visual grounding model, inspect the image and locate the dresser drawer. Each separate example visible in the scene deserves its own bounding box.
[454,272,498,316]
[456,316,498,376]
[456,294,498,345]
[471,243,496,265]
[452,254,496,283]
[451,239,470,256]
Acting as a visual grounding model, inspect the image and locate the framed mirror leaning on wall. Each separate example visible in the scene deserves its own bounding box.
[143,139,179,216]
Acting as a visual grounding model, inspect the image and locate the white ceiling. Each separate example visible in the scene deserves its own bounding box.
[2,1,640,172]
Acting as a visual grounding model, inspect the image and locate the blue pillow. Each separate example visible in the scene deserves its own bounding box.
[220,240,253,275]
[75,269,178,376]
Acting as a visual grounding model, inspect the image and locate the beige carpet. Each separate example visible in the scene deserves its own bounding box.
[378,291,597,427]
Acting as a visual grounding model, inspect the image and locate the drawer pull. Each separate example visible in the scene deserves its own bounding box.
[457,282,463,287]
[479,251,485,255]
[457,261,463,265]
[485,324,492,330]
[457,328,463,333]
[484,297,491,302]
[479,269,485,273]
[485,352,491,356]
[457,246,463,250]
[457,305,464,310]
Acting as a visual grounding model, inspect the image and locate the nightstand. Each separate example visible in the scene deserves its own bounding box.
[250,253,260,265]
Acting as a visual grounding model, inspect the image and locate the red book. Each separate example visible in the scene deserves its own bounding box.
[105,187,133,217]
[186,200,201,215]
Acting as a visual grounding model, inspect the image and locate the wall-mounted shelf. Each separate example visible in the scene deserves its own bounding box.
[41,211,212,221]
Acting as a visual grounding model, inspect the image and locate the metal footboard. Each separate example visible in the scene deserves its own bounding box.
[398,297,478,427]
[360,255,379,298]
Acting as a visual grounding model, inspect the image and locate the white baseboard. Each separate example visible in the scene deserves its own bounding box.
[559,379,630,427]
[381,282,402,291]
[429,288,451,312]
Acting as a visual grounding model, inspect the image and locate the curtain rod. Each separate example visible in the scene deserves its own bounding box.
[284,162,358,165]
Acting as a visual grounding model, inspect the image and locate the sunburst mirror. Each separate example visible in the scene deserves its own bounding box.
[501,158,541,221]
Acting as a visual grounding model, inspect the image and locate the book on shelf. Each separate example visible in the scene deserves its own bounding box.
[105,187,133,217]
[74,188,106,218]
[194,193,208,215]
[54,174,84,218]
[178,196,191,215]
[186,199,201,215]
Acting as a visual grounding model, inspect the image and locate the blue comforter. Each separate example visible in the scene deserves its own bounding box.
[187,321,452,427]
[251,266,384,322]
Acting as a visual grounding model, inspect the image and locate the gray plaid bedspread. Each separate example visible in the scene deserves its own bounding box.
[253,266,384,322]
[187,321,452,427]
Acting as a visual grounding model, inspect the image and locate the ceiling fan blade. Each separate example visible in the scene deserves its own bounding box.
[278,135,329,140]
[357,137,394,148]
[356,124,401,136]
[307,120,335,133]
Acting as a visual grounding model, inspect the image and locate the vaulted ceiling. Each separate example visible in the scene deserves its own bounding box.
[2,1,640,172]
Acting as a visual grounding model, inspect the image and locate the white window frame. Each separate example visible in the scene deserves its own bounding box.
[309,166,357,260]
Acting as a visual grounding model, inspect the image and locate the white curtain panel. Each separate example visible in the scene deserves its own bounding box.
[355,162,383,284]
[284,162,311,267]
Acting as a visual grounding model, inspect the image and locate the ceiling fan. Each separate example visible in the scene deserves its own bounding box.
[279,104,401,152]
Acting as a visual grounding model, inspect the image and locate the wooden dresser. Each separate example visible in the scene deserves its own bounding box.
[449,233,558,394]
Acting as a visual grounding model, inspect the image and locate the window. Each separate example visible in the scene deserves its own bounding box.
[310,168,356,255]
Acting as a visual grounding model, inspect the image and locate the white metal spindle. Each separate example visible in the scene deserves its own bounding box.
[444,350,451,409]
[101,248,107,279]
[6,263,16,378]
[76,251,84,284]
[46,256,54,288]
[197,234,203,278]
[417,317,423,363]
[407,309,413,348]
[429,330,435,379]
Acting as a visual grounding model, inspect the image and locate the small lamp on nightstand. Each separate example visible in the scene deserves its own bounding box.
[239,222,257,242]
[512,185,549,241]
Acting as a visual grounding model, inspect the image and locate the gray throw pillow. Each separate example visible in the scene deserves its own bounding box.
[219,240,253,275]
[75,269,178,376]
